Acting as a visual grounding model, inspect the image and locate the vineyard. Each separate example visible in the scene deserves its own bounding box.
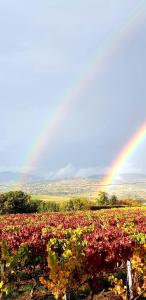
[0,208,146,299]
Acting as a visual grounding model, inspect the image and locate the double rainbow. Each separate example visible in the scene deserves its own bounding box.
[19,2,146,185]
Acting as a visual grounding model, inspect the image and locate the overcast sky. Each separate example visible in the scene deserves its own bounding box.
[0,0,146,179]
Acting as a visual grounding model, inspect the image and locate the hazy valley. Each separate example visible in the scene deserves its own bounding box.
[0,171,146,200]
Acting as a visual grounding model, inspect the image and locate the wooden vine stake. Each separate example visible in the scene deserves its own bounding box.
[127,260,133,300]
[63,293,67,300]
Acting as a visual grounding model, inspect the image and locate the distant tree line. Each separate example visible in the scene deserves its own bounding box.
[96,191,143,206]
[0,192,91,214]
[0,191,143,215]
[96,191,118,206]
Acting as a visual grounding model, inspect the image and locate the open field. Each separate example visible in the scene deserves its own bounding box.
[0,208,145,299]
[31,194,72,203]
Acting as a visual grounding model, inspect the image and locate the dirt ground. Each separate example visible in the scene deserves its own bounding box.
[15,290,122,300]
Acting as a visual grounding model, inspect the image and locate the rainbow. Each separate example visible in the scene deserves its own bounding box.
[99,122,146,190]
[18,2,146,184]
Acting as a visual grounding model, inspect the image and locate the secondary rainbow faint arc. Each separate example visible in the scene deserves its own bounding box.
[99,122,146,190]
[19,2,146,183]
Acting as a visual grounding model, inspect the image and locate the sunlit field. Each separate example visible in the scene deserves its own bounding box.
[31,194,71,203]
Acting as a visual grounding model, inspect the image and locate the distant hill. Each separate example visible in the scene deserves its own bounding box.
[118,173,146,181]
[0,171,43,183]
[0,172,146,200]
[0,171,145,184]
[87,173,146,181]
